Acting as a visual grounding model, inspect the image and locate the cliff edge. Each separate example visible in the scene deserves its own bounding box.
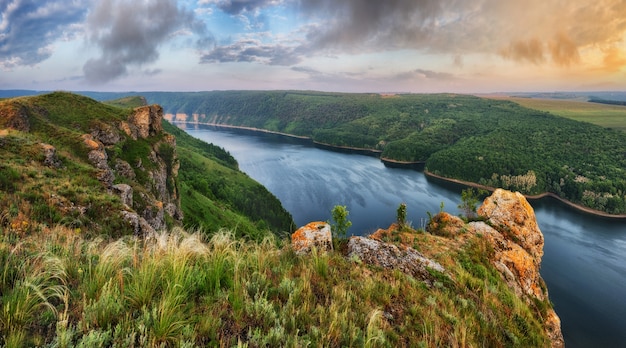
[294,188,563,347]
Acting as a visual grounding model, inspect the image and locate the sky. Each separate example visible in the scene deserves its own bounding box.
[1,0,625,93]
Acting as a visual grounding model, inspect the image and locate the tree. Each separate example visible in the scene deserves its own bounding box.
[458,188,483,220]
[397,203,407,228]
[331,205,352,238]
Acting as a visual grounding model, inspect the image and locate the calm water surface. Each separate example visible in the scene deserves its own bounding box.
[185,125,626,347]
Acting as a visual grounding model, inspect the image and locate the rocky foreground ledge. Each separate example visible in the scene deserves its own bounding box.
[292,188,564,347]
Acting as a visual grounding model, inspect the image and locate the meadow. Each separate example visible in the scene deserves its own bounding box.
[489,96,626,132]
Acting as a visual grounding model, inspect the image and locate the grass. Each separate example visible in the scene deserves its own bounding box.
[0,224,552,347]
[491,96,626,131]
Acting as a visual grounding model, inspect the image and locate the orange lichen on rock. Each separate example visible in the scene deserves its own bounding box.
[81,134,101,151]
[291,221,332,255]
[478,188,544,260]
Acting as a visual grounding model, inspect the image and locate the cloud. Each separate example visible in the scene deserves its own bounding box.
[549,33,580,66]
[500,38,546,65]
[83,0,212,83]
[294,0,626,66]
[200,38,302,65]
[601,47,626,72]
[205,0,283,15]
[0,0,88,69]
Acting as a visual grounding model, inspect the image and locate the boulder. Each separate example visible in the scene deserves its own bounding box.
[347,236,445,282]
[91,122,121,145]
[426,212,465,237]
[40,143,62,168]
[114,159,136,180]
[291,221,332,255]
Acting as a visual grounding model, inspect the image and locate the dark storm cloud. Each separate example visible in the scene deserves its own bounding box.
[0,0,88,68]
[83,0,213,83]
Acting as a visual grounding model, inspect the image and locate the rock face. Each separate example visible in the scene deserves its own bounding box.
[477,189,544,260]
[473,189,563,347]
[83,134,115,188]
[347,236,445,282]
[291,222,332,255]
[0,102,30,132]
[122,105,164,140]
[82,104,182,235]
[113,184,133,207]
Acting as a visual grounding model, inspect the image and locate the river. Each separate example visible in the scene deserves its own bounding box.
[184,125,626,347]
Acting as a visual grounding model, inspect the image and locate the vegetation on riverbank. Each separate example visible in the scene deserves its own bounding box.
[118,91,626,215]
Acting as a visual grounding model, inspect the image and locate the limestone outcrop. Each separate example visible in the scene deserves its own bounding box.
[477,189,544,260]
[83,134,115,188]
[122,105,164,140]
[428,189,563,347]
[291,221,332,255]
[347,236,445,282]
[82,104,182,234]
[474,189,563,347]
[0,102,30,132]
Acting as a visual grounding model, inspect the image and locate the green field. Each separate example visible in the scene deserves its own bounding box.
[490,96,626,132]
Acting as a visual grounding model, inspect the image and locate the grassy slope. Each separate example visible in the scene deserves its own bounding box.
[0,224,551,347]
[162,121,295,237]
[0,93,293,241]
[0,93,138,237]
[489,96,626,132]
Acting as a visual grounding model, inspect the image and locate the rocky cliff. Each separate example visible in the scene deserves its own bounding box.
[0,93,182,237]
[293,188,563,347]
[427,189,563,347]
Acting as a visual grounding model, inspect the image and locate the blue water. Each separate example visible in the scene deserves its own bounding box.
[185,125,626,347]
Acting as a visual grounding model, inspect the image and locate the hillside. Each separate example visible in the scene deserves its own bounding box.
[0,188,562,347]
[112,90,626,216]
[0,92,293,239]
[0,93,563,347]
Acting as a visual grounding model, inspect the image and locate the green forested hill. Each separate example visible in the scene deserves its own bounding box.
[114,91,626,215]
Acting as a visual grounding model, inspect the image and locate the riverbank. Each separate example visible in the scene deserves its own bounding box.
[176,121,626,219]
[172,121,313,141]
[425,170,626,220]
[312,141,382,157]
